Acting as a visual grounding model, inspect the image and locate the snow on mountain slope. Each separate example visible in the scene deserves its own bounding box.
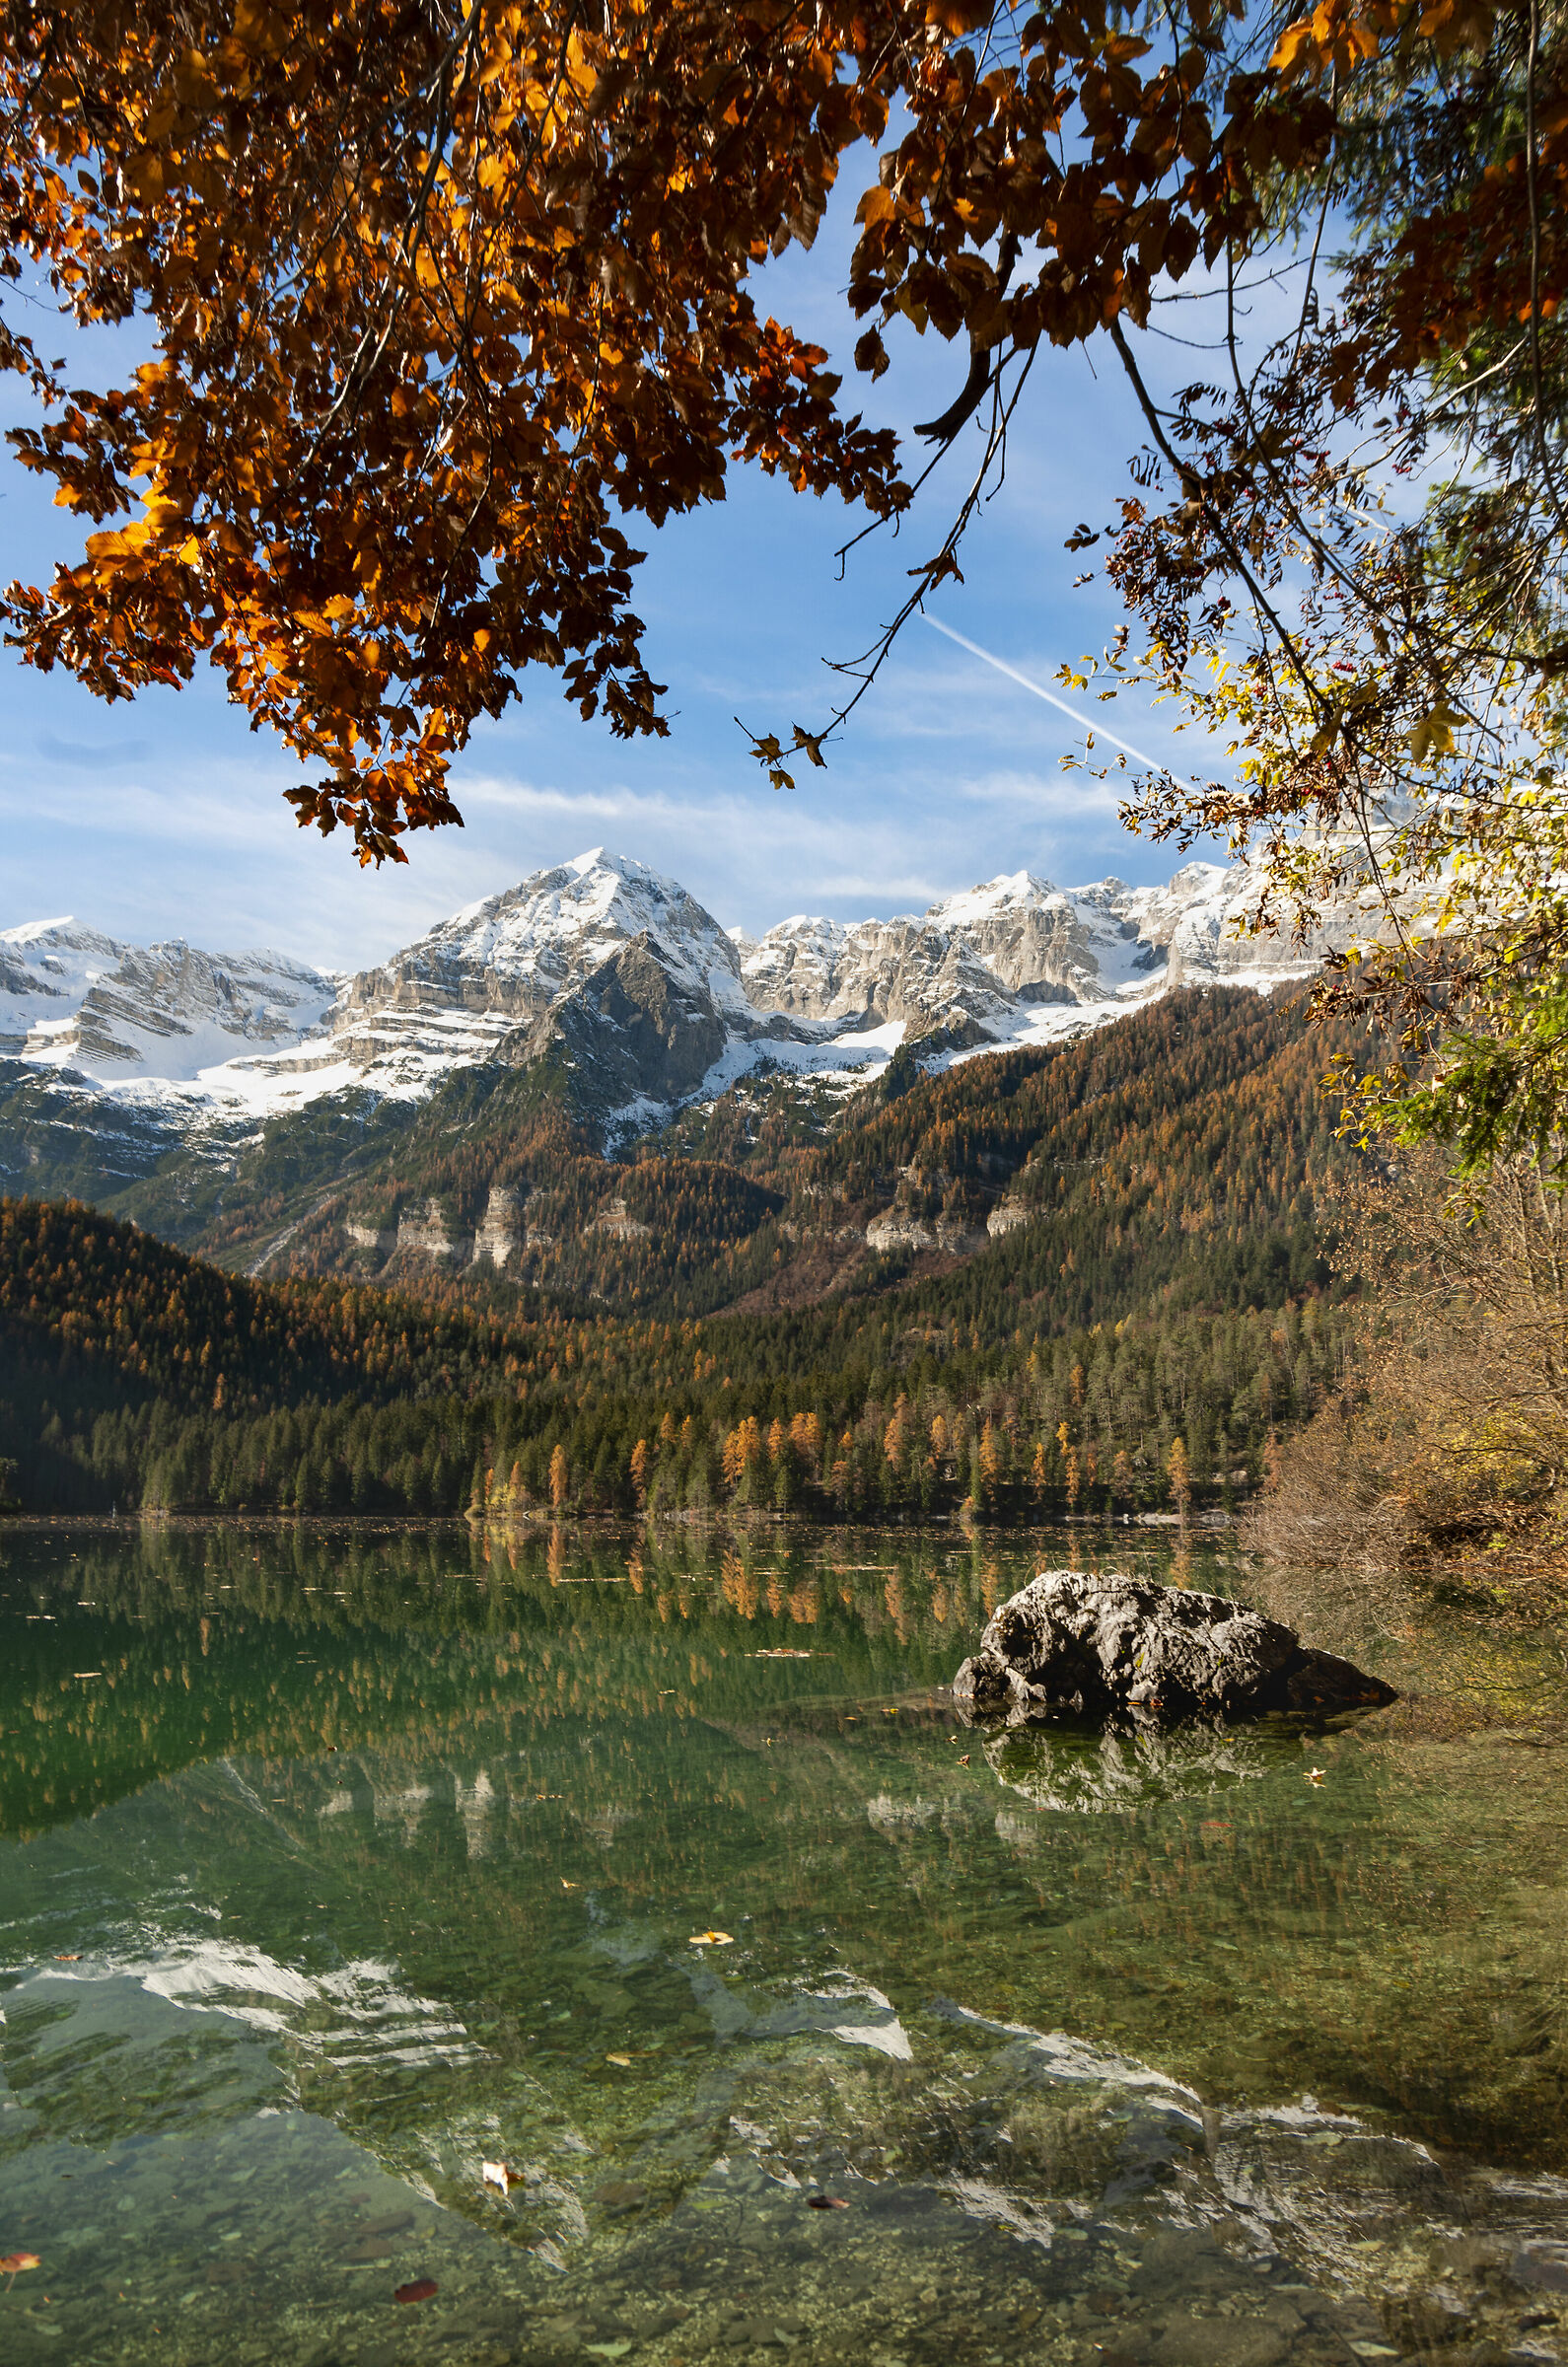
[1106,859,1351,986]
[0,919,130,1053]
[741,869,1173,1033]
[1,846,1332,1159]
[42,942,338,1081]
[343,849,754,1031]
[326,848,769,1102]
[2,921,338,1088]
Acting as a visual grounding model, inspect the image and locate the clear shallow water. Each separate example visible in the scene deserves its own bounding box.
[1,1520,1566,2367]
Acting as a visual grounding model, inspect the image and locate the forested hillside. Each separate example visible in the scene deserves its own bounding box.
[0,1189,1356,1523]
[1,986,1365,1522]
[124,986,1355,1335]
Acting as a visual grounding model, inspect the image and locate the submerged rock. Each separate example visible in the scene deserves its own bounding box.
[953,1569,1395,1728]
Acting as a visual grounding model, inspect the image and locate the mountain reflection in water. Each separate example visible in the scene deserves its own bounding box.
[0,1521,1566,2367]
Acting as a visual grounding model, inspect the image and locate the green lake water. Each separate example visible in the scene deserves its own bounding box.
[2,1520,1566,2367]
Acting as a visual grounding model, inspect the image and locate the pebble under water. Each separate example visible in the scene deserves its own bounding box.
[1,1520,1566,2367]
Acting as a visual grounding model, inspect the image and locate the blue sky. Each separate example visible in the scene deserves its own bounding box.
[0,178,1230,971]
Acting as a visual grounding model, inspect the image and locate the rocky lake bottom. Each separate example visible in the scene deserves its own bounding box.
[1,1520,1565,2367]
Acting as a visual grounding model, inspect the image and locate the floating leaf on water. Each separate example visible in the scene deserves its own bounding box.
[688,1930,733,1946]
[394,2277,439,2304]
[480,2160,510,2192]
[0,2254,40,2274]
[561,1878,579,1890]
[806,2196,849,2210]
[606,2052,632,2066]
[1307,1768,1325,1784]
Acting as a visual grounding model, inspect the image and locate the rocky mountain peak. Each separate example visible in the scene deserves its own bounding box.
[1,918,130,1054]
[2,844,1338,1153]
[343,848,747,1022]
[737,866,1156,1028]
[1,918,335,1076]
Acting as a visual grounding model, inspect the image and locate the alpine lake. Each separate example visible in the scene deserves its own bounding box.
[2,1521,1567,2367]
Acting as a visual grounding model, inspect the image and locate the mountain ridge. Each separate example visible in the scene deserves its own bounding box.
[1,843,1317,1127]
[0,849,1348,1309]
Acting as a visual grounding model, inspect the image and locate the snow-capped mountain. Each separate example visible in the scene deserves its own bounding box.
[346,851,752,1029]
[1,846,1326,1161]
[742,869,1152,1033]
[0,919,338,1081]
[1102,861,1350,984]
[324,851,797,1113]
[1,919,127,1054]
[737,859,1318,1053]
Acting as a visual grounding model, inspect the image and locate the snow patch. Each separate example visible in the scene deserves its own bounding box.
[3,845,1328,1151]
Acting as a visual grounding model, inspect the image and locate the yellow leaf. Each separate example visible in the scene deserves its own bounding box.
[85,526,147,561]
[1269,18,1319,71]
[141,493,185,533]
[854,186,896,228]
[688,1929,734,1945]
[565,26,599,101]
[1407,701,1461,761]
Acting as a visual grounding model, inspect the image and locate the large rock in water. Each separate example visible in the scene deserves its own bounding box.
[953,1570,1395,1727]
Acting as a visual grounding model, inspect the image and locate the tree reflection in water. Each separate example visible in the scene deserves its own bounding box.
[0,1521,1565,2365]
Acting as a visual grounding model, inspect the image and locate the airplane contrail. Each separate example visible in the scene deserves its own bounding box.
[923,615,1171,773]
